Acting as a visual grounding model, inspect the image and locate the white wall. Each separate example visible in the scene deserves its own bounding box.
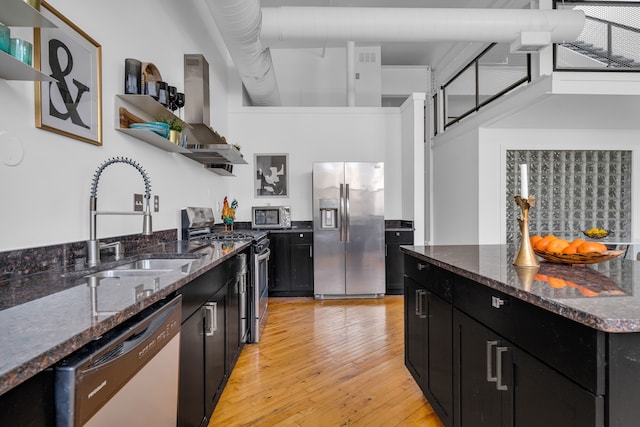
[400,93,426,245]
[270,47,349,107]
[0,0,232,251]
[432,126,480,244]
[227,107,403,222]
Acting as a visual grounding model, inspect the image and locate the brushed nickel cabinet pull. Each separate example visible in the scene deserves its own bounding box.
[204,302,217,337]
[496,346,509,391]
[486,340,498,382]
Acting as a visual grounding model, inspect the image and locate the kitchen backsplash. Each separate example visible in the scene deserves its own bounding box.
[506,150,632,242]
[0,230,177,280]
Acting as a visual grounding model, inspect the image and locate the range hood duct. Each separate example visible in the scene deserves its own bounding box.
[204,0,281,106]
[183,53,222,145]
[260,7,584,45]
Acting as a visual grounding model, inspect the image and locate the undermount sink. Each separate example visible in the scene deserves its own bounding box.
[86,269,175,279]
[114,258,195,271]
[84,257,196,280]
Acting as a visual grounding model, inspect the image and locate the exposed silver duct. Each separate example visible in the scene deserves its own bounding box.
[204,0,281,106]
[260,7,585,45]
[207,4,585,106]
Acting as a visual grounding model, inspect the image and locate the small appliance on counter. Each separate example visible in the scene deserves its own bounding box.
[251,206,291,230]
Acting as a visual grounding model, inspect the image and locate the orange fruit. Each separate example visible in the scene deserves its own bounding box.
[561,245,578,255]
[570,238,585,247]
[535,235,557,251]
[577,242,607,254]
[546,238,570,253]
[530,235,543,247]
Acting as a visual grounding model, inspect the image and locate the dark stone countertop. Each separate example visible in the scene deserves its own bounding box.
[401,244,640,334]
[0,239,251,397]
[385,220,414,232]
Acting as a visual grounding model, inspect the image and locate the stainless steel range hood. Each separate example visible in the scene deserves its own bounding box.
[183,54,223,146]
[182,54,246,167]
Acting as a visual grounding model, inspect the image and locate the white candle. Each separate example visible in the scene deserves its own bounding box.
[520,164,528,198]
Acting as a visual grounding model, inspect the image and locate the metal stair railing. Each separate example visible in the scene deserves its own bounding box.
[559,14,640,69]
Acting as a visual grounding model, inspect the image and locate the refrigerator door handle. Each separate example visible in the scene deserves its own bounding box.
[345,183,350,242]
[339,183,345,242]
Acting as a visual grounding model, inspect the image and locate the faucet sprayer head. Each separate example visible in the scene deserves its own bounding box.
[90,156,152,199]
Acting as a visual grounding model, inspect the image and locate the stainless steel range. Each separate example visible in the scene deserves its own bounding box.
[180,207,270,343]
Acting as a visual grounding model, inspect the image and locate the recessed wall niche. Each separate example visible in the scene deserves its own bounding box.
[506,150,632,244]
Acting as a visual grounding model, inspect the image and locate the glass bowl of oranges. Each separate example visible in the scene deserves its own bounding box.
[530,234,623,265]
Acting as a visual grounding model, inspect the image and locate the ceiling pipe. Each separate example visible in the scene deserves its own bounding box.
[204,0,281,106]
[205,4,584,106]
[260,7,584,45]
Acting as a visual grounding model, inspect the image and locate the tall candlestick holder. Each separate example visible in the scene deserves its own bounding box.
[513,195,539,267]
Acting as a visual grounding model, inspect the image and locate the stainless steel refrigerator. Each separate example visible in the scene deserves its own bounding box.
[312,162,385,298]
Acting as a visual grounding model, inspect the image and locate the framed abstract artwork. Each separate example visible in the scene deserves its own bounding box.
[34,1,102,145]
[255,153,288,197]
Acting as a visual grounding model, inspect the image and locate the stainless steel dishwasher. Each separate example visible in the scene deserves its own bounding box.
[54,294,182,427]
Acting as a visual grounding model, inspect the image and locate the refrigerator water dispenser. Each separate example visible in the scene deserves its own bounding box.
[319,199,338,229]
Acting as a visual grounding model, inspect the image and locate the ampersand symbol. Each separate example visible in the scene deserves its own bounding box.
[48,39,90,129]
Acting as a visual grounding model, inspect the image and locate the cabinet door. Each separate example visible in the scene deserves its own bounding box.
[454,309,513,427]
[204,285,227,418]
[385,230,413,294]
[512,347,603,427]
[226,263,241,372]
[178,310,206,427]
[290,232,313,293]
[426,289,453,426]
[405,276,428,389]
[268,233,290,293]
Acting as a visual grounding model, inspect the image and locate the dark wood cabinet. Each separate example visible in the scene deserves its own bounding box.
[269,231,313,297]
[386,229,413,294]
[0,369,54,427]
[454,309,603,427]
[179,304,207,427]
[404,256,453,427]
[204,284,227,417]
[178,253,247,427]
[404,252,606,427]
[226,253,247,371]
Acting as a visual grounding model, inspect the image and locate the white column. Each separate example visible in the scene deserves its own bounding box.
[347,41,356,106]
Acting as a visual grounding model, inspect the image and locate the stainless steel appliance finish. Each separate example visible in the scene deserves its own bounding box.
[251,205,292,229]
[54,295,182,427]
[236,253,249,343]
[313,162,385,298]
[250,236,270,342]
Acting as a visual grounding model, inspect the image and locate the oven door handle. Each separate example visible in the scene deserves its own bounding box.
[256,248,271,262]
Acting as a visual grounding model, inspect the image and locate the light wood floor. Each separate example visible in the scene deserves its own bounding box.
[210,296,444,426]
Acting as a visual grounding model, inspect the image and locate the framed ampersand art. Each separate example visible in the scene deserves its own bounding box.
[34,1,102,146]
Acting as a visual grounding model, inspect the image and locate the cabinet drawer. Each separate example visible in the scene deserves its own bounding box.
[179,264,226,323]
[454,274,605,395]
[386,230,413,244]
[404,255,452,303]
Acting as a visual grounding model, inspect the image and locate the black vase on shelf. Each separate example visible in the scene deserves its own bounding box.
[157,81,169,107]
[144,81,160,101]
[124,58,142,94]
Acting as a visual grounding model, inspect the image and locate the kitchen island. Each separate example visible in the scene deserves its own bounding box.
[402,244,640,427]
